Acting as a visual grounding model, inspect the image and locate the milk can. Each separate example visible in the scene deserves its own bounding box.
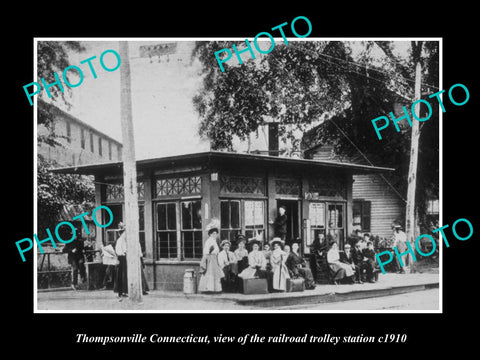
[183,269,197,294]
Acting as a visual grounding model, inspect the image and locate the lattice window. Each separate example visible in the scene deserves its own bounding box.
[105,182,145,201]
[308,177,346,198]
[106,183,124,201]
[220,175,265,195]
[155,176,202,197]
[275,179,300,195]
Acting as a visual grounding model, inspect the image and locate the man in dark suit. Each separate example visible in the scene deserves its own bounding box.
[352,241,368,284]
[340,244,355,264]
[62,233,86,290]
[362,241,377,283]
[273,206,288,241]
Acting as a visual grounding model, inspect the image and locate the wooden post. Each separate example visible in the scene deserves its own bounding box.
[405,41,423,274]
[119,41,142,302]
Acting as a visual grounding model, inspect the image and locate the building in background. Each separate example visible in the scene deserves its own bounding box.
[38,99,123,167]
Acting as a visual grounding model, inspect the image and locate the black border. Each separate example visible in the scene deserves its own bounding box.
[6,6,478,355]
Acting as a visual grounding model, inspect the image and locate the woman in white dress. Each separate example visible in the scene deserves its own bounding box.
[198,221,224,293]
[238,240,267,279]
[269,238,290,291]
[327,240,355,283]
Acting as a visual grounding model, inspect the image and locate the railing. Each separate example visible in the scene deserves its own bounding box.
[37,249,101,290]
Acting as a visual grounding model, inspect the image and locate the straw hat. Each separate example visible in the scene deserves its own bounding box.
[269,237,284,247]
[220,239,231,248]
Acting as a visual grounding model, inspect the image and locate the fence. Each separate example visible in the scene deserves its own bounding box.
[37,249,101,290]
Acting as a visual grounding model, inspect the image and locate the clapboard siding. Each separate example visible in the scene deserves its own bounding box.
[309,148,404,239]
[353,173,404,238]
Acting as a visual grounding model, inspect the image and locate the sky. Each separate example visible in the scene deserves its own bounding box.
[42,39,414,160]
[54,40,210,160]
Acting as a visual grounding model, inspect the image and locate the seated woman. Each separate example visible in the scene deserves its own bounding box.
[285,241,316,290]
[198,222,224,293]
[234,235,249,274]
[217,240,238,292]
[269,238,290,292]
[238,240,268,279]
[327,239,355,284]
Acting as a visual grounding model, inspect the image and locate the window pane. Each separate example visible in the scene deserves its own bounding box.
[231,201,240,228]
[138,205,145,231]
[220,230,230,242]
[105,204,123,230]
[139,232,145,255]
[353,201,361,217]
[244,201,255,227]
[363,215,371,232]
[221,201,229,228]
[194,231,203,258]
[183,232,194,258]
[157,232,177,259]
[182,231,202,259]
[328,205,337,228]
[245,200,264,227]
[337,205,343,228]
[182,202,192,229]
[363,201,371,213]
[245,230,254,240]
[192,201,202,229]
[157,204,166,230]
[167,203,176,230]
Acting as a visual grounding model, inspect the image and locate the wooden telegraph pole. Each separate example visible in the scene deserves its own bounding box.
[405,41,423,274]
[119,41,142,302]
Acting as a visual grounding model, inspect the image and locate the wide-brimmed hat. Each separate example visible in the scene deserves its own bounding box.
[206,218,220,234]
[269,237,284,247]
[220,239,231,248]
[248,239,261,248]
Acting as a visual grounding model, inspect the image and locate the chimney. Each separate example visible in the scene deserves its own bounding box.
[268,122,279,156]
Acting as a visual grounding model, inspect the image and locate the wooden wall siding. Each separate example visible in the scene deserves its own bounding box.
[309,147,403,239]
[352,174,404,239]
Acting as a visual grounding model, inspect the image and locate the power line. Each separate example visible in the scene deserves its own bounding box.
[290,45,439,91]
[327,117,407,203]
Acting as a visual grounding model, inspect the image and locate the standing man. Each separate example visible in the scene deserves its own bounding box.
[114,222,149,299]
[114,222,128,299]
[392,224,407,274]
[272,206,288,241]
[62,228,86,290]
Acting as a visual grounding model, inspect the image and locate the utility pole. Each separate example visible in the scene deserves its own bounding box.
[119,41,142,302]
[405,41,423,274]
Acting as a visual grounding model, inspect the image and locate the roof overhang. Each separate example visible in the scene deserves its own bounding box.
[50,151,395,177]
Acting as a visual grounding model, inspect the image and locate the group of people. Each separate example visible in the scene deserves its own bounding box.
[325,236,378,284]
[198,222,316,294]
[108,222,150,300]
[62,222,150,300]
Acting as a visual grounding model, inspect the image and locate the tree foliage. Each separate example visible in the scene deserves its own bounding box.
[37,155,95,238]
[37,41,85,145]
[192,40,439,228]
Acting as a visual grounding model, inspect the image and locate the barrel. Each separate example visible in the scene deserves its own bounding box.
[183,269,197,294]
